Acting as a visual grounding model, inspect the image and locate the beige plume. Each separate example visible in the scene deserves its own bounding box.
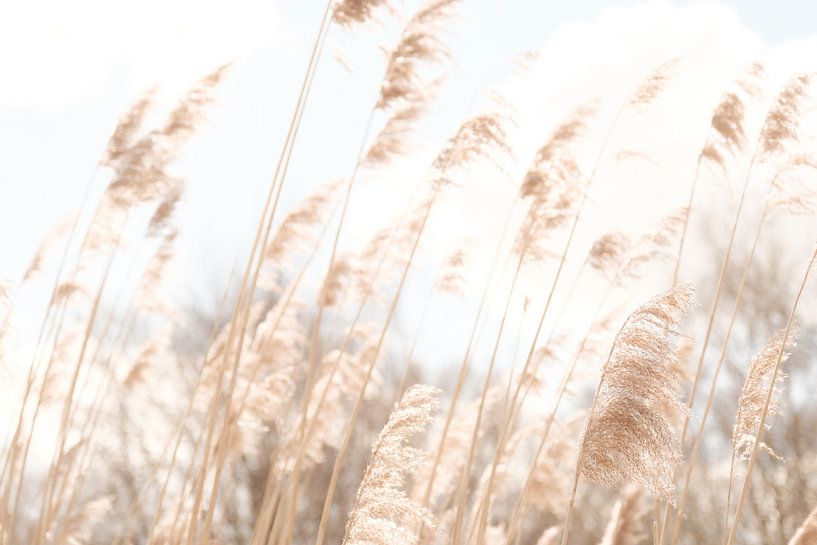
[579,284,695,500]
[342,385,441,545]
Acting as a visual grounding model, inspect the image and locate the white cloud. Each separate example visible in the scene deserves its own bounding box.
[0,0,284,112]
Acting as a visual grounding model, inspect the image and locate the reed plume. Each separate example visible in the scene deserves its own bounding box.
[261,177,344,293]
[768,154,817,218]
[105,65,228,210]
[435,246,470,297]
[102,90,155,167]
[341,385,440,545]
[135,229,178,315]
[625,58,680,109]
[578,284,694,499]
[725,246,817,545]
[759,73,813,157]
[732,327,797,461]
[121,327,172,391]
[333,0,394,27]
[516,105,594,262]
[589,232,631,275]
[519,105,592,199]
[319,257,354,307]
[432,109,513,175]
[377,0,457,112]
[672,62,761,291]
[364,104,427,167]
[700,91,745,167]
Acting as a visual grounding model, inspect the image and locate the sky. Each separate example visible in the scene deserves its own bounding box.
[3,0,817,373]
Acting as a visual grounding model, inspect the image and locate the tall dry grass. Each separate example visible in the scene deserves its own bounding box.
[2,2,817,545]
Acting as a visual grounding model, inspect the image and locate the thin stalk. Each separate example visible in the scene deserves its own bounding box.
[451,247,526,545]
[313,189,441,545]
[417,196,520,523]
[478,104,625,545]
[560,321,628,545]
[659,106,776,544]
[725,244,816,545]
[670,204,769,545]
[31,225,123,545]
[0,166,97,517]
[506,282,615,543]
[183,2,334,542]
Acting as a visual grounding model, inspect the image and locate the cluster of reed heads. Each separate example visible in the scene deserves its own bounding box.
[3,1,817,545]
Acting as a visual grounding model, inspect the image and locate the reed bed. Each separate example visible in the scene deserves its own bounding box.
[2,2,817,545]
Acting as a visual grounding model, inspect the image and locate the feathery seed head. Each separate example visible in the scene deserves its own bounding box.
[365,104,427,167]
[333,0,394,27]
[733,327,797,461]
[625,58,680,109]
[342,385,441,545]
[435,246,470,296]
[580,284,695,500]
[760,73,813,157]
[377,0,458,112]
[103,90,155,166]
[432,110,513,173]
[589,232,632,276]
